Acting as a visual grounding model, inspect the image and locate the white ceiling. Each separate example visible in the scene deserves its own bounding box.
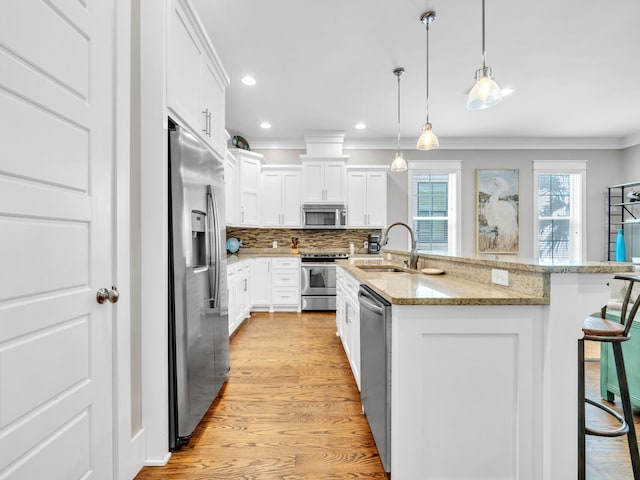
[192,0,640,150]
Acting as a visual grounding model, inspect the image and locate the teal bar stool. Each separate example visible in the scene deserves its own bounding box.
[578,273,640,479]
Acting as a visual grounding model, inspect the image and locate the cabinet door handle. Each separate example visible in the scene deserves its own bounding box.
[202,109,209,134]
[207,111,212,137]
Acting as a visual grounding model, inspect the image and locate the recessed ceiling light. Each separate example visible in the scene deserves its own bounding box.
[260,122,271,129]
[241,75,256,86]
[501,87,515,96]
[355,123,366,130]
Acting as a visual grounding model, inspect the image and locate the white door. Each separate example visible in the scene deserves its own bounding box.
[261,172,283,226]
[0,2,115,479]
[201,57,226,155]
[366,172,388,227]
[302,162,324,202]
[224,153,237,225]
[347,172,368,227]
[281,171,301,226]
[239,157,260,226]
[251,259,272,307]
[324,162,346,202]
[167,0,202,132]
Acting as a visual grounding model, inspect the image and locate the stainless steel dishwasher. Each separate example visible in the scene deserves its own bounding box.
[358,285,392,473]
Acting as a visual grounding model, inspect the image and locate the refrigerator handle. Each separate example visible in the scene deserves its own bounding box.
[206,185,221,309]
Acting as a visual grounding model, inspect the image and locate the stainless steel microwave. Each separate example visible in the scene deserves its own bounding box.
[302,203,347,229]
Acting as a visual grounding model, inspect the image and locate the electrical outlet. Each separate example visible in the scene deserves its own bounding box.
[491,268,509,286]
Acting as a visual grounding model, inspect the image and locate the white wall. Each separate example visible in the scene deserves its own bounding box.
[257,147,625,260]
[623,144,640,180]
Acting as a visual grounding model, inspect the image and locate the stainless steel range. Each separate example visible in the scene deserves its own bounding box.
[300,252,348,311]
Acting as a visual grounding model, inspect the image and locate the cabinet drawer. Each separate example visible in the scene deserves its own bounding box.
[272,258,299,270]
[344,274,360,299]
[272,287,299,305]
[273,270,299,286]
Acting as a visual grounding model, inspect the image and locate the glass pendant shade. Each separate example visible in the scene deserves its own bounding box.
[390,152,407,172]
[467,67,502,110]
[416,122,439,150]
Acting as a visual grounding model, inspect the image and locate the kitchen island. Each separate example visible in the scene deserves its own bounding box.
[337,252,633,480]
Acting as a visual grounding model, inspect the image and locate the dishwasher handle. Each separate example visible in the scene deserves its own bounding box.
[358,289,384,315]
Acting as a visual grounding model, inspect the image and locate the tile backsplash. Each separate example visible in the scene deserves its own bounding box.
[226,227,381,253]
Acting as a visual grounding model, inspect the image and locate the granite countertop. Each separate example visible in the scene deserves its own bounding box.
[227,251,298,265]
[337,259,547,306]
[397,250,636,274]
[227,248,631,304]
[227,249,383,265]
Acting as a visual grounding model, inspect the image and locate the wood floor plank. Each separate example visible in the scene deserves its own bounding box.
[135,312,386,479]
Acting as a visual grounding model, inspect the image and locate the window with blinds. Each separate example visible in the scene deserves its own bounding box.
[411,173,450,253]
[535,171,583,262]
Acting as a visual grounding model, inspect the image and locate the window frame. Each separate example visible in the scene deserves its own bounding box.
[532,160,587,263]
[407,161,462,256]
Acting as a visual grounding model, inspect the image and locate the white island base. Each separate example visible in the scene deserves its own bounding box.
[390,273,612,480]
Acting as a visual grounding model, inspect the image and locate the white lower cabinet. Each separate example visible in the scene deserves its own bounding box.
[271,257,301,310]
[229,257,301,321]
[227,262,251,335]
[251,258,272,308]
[336,266,361,390]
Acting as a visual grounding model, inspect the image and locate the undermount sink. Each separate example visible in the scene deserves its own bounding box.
[356,265,408,273]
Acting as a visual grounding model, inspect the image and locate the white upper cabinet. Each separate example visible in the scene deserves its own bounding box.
[200,57,226,154]
[301,157,348,203]
[347,167,388,228]
[230,148,262,226]
[224,149,237,225]
[261,166,302,227]
[167,0,228,157]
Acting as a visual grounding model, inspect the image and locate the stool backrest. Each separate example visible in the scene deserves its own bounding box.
[614,273,640,337]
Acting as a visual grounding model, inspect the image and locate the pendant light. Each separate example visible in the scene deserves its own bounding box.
[416,11,439,150]
[390,67,407,172]
[466,0,502,110]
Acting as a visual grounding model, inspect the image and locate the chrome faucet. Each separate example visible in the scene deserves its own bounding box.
[380,221,419,270]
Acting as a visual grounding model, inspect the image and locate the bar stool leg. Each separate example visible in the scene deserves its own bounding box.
[612,342,640,479]
[578,338,586,480]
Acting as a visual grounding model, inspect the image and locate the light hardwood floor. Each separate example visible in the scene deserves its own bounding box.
[585,358,640,479]
[135,312,386,479]
[134,312,639,479]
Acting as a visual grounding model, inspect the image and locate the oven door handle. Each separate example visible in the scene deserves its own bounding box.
[301,263,338,268]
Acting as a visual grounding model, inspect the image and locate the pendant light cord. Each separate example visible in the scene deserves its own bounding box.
[397,72,401,151]
[481,0,486,69]
[425,21,430,124]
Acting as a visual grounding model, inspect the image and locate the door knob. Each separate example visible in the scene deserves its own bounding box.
[96,286,119,304]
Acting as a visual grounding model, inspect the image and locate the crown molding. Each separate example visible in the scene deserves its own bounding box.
[249,135,639,151]
[622,132,640,149]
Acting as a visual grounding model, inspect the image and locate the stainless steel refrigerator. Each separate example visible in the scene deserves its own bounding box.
[168,122,230,449]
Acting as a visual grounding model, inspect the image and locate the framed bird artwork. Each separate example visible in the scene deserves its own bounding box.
[476,169,519,254]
